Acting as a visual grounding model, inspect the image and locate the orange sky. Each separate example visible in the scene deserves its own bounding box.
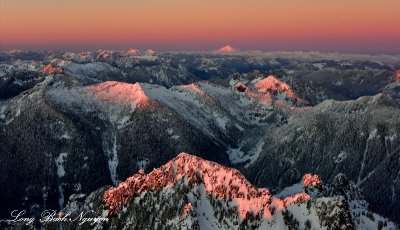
[1,0,400,52]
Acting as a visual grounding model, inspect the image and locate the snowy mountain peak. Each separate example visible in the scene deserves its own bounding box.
[53,152,397,229]
[302,174,322,187]
[128,48,139,54]
[255,75,306,103]
[103,152,312,218]
[218,45,236,52]
[84,81,150,108]
[43,63,62,74]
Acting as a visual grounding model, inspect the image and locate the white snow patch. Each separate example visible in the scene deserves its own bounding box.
[226,144,245,164]
[276,183,303,198]
[196,184,221,230]
[235,124,245,131]
[227,140,265,166]
[55,152,68,209]
[0,105,6,119]
[171,135,180,140]
[312,62,325,70]
[5,106,21,125]
[166,128,180,140]
[102,131,119,185]
[243,140,265,167]
[55,152,68,178]
[60,133,72,140]
[357,129,378,185]
[334,151,348,163]
[213,112,228,131]
[117,115,131,129]
[108,133,119,185]
[384,133,397,157]
[136,157,149,170]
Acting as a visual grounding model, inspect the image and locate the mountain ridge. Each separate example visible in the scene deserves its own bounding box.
[53,152,397,230]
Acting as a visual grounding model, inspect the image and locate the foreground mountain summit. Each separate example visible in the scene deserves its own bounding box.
[36,153,393,229]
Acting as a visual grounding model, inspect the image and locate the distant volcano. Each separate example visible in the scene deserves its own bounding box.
[218,45,236,52]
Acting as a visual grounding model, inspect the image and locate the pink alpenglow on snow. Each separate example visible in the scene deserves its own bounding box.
[302,174,322,187]
[235,81,274,105]
[43,64,62,74]
[180,203,193,220]
[84,81,150,108]
[180,83,207,96]
[246,89,274,106]
[103,153,311,219]
[218,45,236,52]
[255,76,306,103]
[179,83,216,103]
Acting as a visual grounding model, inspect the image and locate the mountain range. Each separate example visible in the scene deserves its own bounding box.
[0,50,399,229]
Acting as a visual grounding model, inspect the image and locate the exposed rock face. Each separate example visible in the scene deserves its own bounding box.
[234,82,247,92]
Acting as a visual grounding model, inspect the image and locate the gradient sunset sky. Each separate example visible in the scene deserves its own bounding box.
[1,0,399,52]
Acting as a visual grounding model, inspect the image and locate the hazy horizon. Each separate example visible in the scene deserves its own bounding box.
[1,45,400,55]
[1,0,400,53]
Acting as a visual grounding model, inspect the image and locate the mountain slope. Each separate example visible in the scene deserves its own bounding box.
[247,93,400,221]
[51,153,396,230]
[0,77,231,219]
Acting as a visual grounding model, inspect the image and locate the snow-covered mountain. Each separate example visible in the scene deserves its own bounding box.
[42,153,395,230]
[218,45,237,53]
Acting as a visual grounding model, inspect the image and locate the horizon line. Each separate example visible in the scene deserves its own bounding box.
[1,48,400,56]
